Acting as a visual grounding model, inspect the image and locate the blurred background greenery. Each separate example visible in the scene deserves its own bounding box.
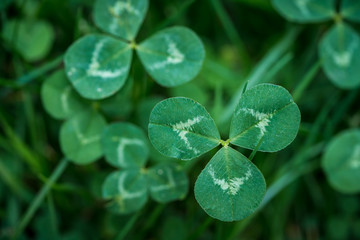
[1,0,360,239]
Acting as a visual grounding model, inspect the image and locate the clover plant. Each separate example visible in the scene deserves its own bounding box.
[64,0,205,100]
[2,19,54,62]
[148,83,301,221]
[41,69,133,121]
[101,123,188,214]
[322,128,360,193]
[272,0,360,89]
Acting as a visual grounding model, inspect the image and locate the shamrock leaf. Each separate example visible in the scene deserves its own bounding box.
[271,0,335,23]
[319,22,360,89]
[195,147,266,221]
[322,129,360,193]
[229,84,301,152]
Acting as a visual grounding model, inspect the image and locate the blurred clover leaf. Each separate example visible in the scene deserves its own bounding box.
[60,110,107,165]
[271,0,360,89]
[148,83,301,221]
[41,69,133,120]
[272,0,335,23]
[64,0,205,100]
[2,19,54,62]
[322,128,360,193]
[101,123,188,214]
[319,22,360,89]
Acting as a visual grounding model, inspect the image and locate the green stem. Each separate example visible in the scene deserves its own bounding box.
[324,89,359,139]
[0,158,32,201]
[16,54,63,86]
[241,81,249,94]
[115,212,141,240]
[23,91,39,152]
[47,194,60,240]
[292,60,322,102]
[13,158,69,239]
[137,204,165,239]
[210,0,251,70]
[154,0,196,32]
[248,136,264,161]
[261,161,319,208]
[226,156,320,240]
[189,216,215,240]
[262,52,293,83]
[219,27,301,126]
[0,113,43,173]
[304,95,338,148]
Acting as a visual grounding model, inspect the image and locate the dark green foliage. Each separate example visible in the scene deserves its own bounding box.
[1,0,360,239]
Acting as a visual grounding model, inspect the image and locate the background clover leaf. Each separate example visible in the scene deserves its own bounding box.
[229,84,301,152]
[101,122,149,168]
[60,110,107,164]
[137,26,205,87]
[318,22,360,89]
[271,0,335,23]
[148,97,221,160]
[147,163,189,203]
[41,70,88,120]
[322,129,360,193]
[102,170,148,214]
[101,121,189,214]
[2,19,54,62]
[94,0,148,41]
[194,147,266,222]
[64,34,132,100]
[341,0,360,23]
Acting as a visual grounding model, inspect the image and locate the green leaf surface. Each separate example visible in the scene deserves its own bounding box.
[229,84,300,152]
[60,110,107,164]
[271,0,335,23]
[322,129,360,193]
[137,26,205,87]
[194,147,266,222]
[102,170,148,214]
[41,70,88,120]
[94,0,148,40]
[341,0,360,23]
[149,97,220,160]
[147,163,188,203]
[319,22,360,89]
[64,34,132,99]
[2,19,54,61]
[101,123,149,168]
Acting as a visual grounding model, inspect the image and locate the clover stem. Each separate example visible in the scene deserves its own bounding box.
[292,60,322,102]
[92,101,100,111]
[130,40,137,49]
[219,139,230,148]
[209,0,252,71]
[140,167,147,174]
[242,80,249,94]
[115,211,141,240]
[333,13,343,23]
[13,158,69,239]
[16,54,64,86]
[249,136,264,161]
